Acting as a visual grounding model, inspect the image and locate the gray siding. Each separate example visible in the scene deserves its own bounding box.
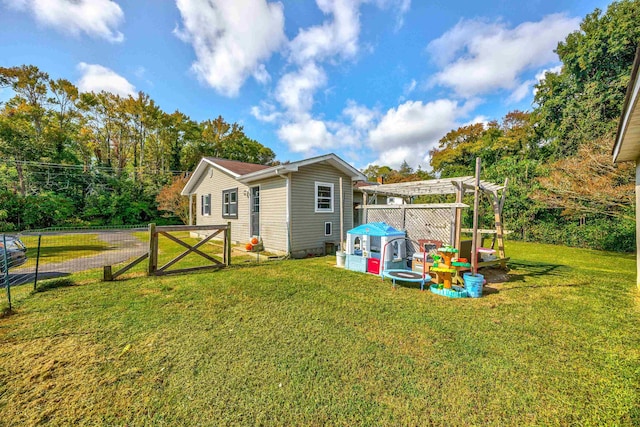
[249,177,287,253]
[289,163,353,256]
[194,165,250,243]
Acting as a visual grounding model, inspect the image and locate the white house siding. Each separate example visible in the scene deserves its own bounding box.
[289,163,353,257]
[250,177,287,253]
[194,165,250,243]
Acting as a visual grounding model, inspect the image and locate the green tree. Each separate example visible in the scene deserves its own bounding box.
[534,0,640,157]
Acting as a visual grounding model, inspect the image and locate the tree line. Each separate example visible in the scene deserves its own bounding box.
[0,66,275,230]
[364,0,639,252]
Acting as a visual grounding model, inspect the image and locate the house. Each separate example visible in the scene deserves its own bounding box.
[352,180,387,227]
[181,153,366,258]
[613,45,640,287]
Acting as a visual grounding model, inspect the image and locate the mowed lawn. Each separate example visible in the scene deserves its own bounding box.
[0,240,638,426]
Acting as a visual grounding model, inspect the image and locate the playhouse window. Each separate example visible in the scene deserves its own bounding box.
[370,235,381,253]
[201,194,211,216]
[222,188,238,219]
[315,182,334,213]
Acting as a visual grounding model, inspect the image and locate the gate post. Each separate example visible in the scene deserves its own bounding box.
[148,223,158,275]
[225,221,232,266]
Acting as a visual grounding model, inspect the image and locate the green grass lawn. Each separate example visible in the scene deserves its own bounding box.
[0,241,638,426]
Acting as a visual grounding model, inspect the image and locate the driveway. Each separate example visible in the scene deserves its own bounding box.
[4,231,147,287]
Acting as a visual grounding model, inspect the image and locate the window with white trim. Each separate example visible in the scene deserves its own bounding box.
[315,182,334,213]
[325,222,332,236]
[201,194,211,216]
[222,188,238,219]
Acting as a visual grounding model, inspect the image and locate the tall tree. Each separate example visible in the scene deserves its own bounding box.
[533,0,640,157]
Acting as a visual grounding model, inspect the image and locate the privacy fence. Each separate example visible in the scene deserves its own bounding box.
[1,223,236,311]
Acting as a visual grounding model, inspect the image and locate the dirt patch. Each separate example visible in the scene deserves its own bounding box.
[479,267,510,285]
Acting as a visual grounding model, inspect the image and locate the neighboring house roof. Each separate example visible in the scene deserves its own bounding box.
[354,180,378,190]
[181,153,366,195]
[614,45,640,163]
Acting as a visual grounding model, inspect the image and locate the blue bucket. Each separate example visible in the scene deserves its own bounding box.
[463,273,484,298]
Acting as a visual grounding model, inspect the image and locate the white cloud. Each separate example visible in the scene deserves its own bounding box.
[76,63,136,97]
[535,65,563,82]
[507,79,536,103]
[371,0,411,31]
[174,0,286,97]
[370,145,415,170]
[250,0,410,155]
[288,0,361,65]
[275,63,327,116]
[251,102,282,123]
[252,64,271,85]
[463,115,489,127]
[277,115,336,153]
[369,99,460,149]
[428,14,579,98]
[366,99,472,169]
[342,100,379,130]
[4,0,124,42]
[404,79,417,95]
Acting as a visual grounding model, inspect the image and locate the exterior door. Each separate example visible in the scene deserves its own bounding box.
[250,186,260,236]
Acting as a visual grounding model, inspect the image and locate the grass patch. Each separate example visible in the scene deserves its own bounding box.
[33,278,76,293]
[0,240,638,425]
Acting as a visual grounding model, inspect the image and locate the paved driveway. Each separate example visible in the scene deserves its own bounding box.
[4,231,147,287]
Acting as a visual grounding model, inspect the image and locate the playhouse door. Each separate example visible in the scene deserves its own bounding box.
[250,186,260,236]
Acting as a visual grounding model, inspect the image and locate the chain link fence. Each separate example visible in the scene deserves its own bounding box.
[1,227,148,311]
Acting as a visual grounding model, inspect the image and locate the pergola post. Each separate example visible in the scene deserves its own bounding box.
[454,181,463,251]
[471,158,481,275]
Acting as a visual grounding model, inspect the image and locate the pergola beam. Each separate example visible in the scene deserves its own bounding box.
[360,176,504,197]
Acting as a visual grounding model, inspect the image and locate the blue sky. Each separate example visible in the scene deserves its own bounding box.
[0,0,612,170]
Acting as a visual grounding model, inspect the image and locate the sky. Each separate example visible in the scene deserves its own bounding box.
[0,0,614,171]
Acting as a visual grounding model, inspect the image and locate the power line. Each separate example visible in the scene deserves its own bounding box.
[0,158,190,175]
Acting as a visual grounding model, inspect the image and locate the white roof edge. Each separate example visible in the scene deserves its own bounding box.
[613,71,640,162]
[180,158,239,195]
[238,153,366,183]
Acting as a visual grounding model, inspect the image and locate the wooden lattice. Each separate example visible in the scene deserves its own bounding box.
[364,206,456,253]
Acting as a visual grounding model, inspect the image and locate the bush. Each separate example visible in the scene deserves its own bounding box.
[524,216,635,252]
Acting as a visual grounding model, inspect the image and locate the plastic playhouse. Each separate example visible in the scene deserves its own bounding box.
[345,222,406,274]
[343,222,486,298]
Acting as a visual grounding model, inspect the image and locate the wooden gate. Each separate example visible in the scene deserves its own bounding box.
[104,223,231,280]
[148,224,231,276]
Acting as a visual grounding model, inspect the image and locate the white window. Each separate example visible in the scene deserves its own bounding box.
[222,188,238,219]
[201,194,211,216]
[324,222,332,236]
[315,182,334,213]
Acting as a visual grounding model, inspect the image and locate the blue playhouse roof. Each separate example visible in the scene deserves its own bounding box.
[347,222,405,237]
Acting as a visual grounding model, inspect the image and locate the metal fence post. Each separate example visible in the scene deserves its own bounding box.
[2,234,11,311]
[33,234,42,291]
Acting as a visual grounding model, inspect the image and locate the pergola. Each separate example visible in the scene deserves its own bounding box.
[360,176,505,198]
[359,175,508,267]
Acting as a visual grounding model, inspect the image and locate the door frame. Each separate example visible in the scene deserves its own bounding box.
[249,185,260,237]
